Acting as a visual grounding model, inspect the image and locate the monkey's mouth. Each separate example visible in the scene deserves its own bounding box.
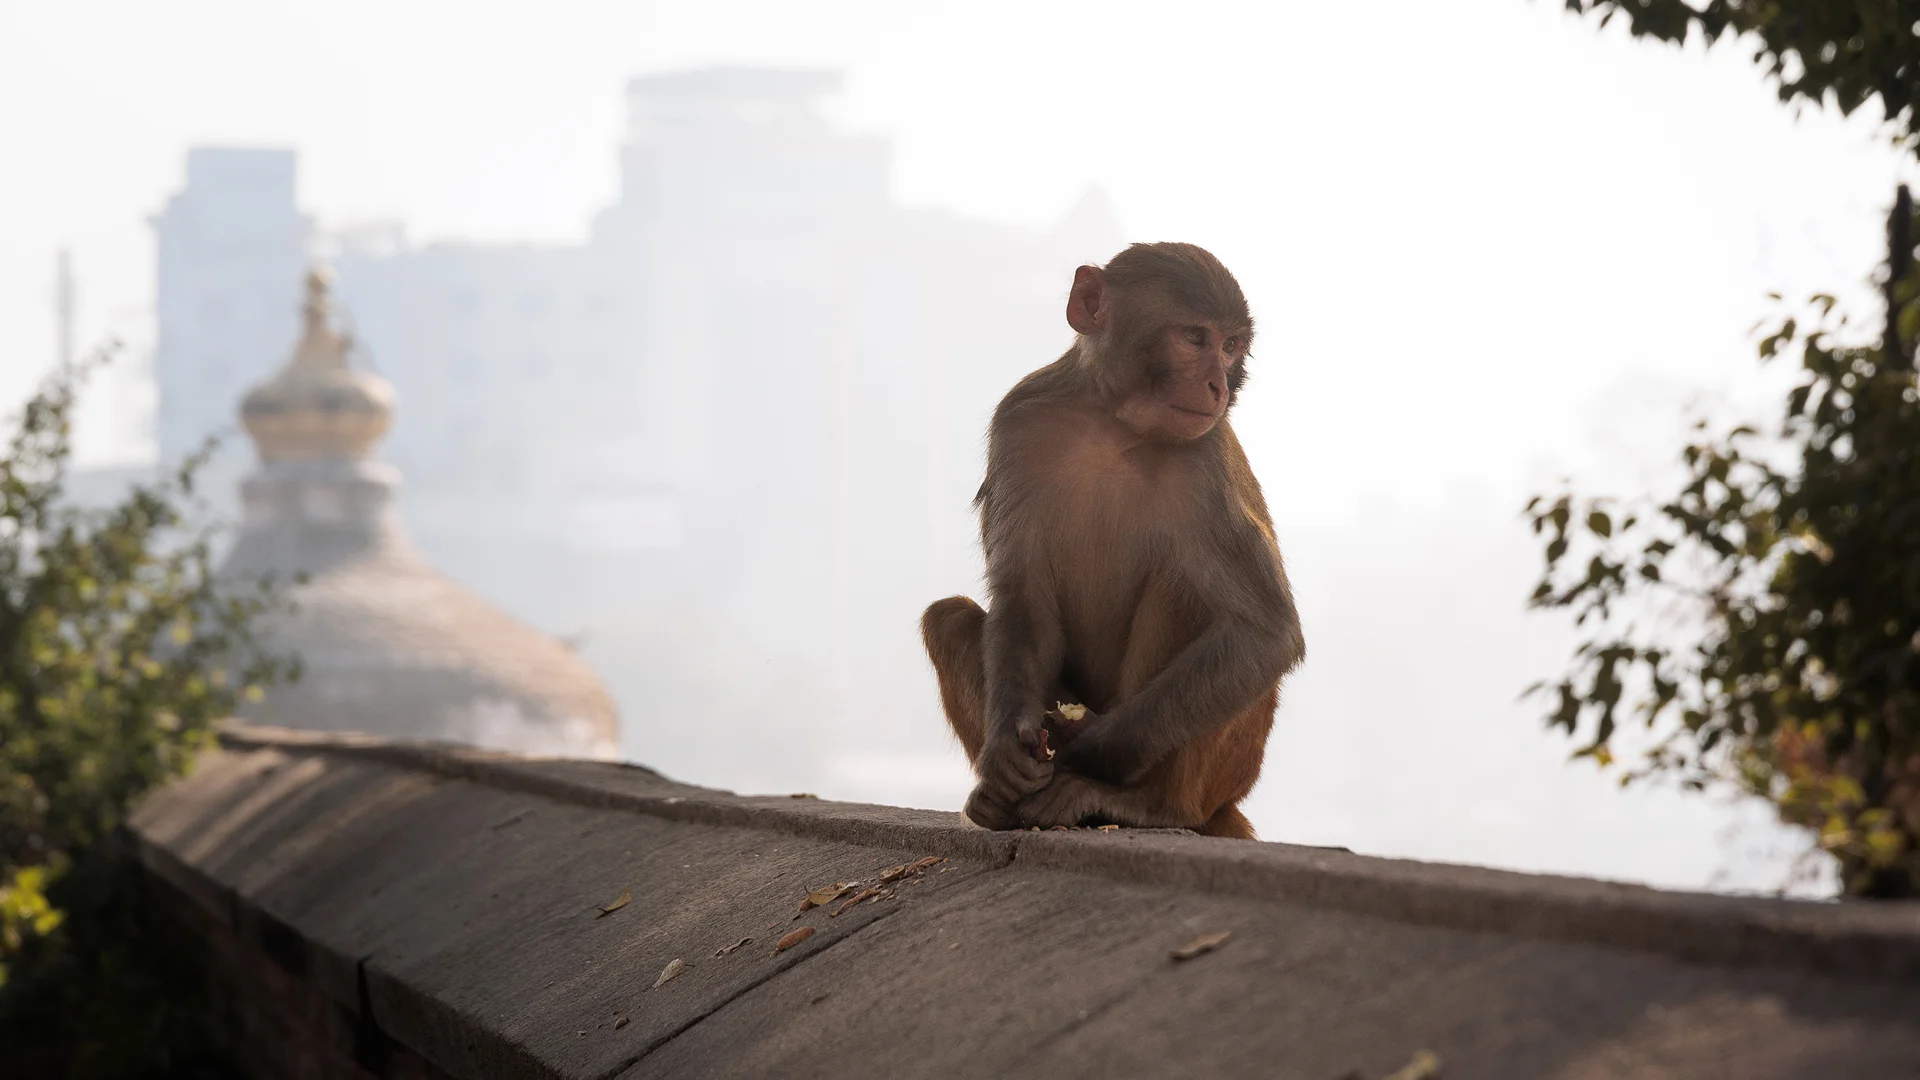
[1170,404,1221,419]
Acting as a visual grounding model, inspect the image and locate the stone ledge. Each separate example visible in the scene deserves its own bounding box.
[125,723,1920,1080]
[213,723,1920,982]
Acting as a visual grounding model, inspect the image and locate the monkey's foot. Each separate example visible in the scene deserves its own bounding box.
[1016,773,1198,831]
[962,786,1022,831]
[1014,772,1110,829]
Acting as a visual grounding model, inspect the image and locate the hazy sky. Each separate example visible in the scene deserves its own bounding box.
[3,0,1917,892]
[6,0,1913,493]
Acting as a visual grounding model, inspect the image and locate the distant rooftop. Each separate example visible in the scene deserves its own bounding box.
[183,146,297,189]
[625,66,842,102]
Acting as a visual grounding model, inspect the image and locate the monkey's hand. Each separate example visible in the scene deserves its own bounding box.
[1054,717,1151,787]
[964,726,1054,830]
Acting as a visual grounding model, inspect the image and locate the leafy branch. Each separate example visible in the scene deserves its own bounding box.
[1527,191,1920,896]
[0,348,297,988]
[1562,0,1920,154]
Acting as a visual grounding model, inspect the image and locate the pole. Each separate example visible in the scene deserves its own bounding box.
[1887,185,1911,367]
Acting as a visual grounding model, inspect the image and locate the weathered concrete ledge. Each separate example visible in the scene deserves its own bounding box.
[129,723,1920,1079]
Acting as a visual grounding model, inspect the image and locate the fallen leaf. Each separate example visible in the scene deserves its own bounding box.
[774,926,816,954]
[798,882,857,912]
[811,882,857,905]
[1049,825,1071,831]
[875,856,945,885]
[831,886,882,917]
[809,992,831,1006]
[596,887,632,917]
[714,937,753,957]
[788,792,818,799]
[614,1016,630,1030]
[1097,824,1121,831]
[1171,931,1232,961]
[1383,1050,1442,1080]
[651,958,688,988]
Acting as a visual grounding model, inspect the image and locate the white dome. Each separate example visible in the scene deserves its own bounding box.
[220,268,620,758]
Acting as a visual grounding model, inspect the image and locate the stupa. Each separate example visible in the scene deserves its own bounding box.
[221,268,620,758]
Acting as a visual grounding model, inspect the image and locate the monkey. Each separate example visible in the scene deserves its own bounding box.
[921,242,1304,840]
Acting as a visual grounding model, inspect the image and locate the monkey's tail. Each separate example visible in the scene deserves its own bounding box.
[1196,804,1257,840]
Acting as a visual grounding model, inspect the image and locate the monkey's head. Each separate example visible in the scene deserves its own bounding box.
[1066,242,1253,442]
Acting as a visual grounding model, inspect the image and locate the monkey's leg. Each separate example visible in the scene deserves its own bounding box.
[921,596,988,764]
[1127,692,1276,838]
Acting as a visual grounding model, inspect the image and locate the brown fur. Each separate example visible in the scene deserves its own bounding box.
[922,243,1303,840]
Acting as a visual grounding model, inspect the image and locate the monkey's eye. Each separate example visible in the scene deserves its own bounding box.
[1182,327,1208,347]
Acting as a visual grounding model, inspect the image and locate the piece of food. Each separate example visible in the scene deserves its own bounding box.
[1033,727,1056,762]
[1044,701,1093,745]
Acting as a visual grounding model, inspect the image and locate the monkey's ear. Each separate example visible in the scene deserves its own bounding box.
[1066,264,1106,335]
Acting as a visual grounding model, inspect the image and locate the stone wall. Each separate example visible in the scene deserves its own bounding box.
[129,724,1920,1080]
[149,872,450,1080]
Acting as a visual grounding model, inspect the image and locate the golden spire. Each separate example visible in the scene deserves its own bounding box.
[241,268,395,463]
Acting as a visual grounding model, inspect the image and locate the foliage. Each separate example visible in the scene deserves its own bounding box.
[1527,194,1920,897]
[1562,0,1920,153]
[0,839,243,1078]
[0,351,295,1072]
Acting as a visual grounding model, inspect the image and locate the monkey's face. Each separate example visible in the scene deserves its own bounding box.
[1114,322,1246,442]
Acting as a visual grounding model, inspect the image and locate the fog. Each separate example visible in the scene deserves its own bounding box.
[4,0,1916,895]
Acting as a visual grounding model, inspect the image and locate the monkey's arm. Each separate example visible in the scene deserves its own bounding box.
[967,565,1065,822]
[1061,539,1303,786]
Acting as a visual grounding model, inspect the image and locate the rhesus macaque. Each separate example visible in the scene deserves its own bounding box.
[921,242,1304,840]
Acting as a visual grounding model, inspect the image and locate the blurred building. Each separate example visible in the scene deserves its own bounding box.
[151,148,311,471]
[220,268,619,757]
[149,67,1121,792]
